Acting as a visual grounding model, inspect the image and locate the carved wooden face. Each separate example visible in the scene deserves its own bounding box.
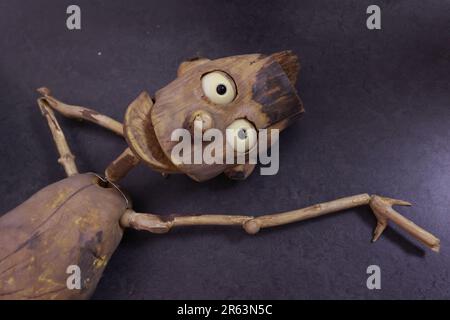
[124,51,304,181]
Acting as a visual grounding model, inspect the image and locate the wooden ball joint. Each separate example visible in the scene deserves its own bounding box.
[0,51,440,300]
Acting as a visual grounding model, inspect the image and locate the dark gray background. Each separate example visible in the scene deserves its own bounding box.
[0,0,449,299]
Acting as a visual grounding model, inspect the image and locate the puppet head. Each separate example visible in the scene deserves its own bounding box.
[124,51,304,181]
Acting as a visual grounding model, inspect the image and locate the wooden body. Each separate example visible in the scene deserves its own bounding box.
[0,174,127,299]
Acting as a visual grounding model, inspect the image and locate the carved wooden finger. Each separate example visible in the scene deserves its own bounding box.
[37,87,123,136]
[370,196,440,252]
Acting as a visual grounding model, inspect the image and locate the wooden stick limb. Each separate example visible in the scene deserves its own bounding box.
[37,98,78,177]
[105,148,140,182]
[243,194,372,233]
[120,210,251,234]
[120,193,440,252]
[37,87,124,136]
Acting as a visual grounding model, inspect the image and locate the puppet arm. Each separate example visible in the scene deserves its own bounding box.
[37,87,123,136]
[120,194,440,252]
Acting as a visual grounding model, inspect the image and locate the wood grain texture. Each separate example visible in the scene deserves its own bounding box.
[270,50,300,86]
[0,174,127,299]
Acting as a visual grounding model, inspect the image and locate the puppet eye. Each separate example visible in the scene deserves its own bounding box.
[226,119,257,153]
[201,71,236,105]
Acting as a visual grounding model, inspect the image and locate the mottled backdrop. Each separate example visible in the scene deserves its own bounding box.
[0,0,449,299]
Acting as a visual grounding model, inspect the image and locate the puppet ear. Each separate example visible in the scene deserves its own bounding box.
[177,57,210,77]
[123,91,179,173]
[270,51,300,86]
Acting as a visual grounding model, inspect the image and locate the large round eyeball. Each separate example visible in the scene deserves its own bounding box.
[226,119,257,153]
[201,71,236,105]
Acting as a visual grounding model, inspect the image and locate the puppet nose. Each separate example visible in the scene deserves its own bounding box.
[189,110,214,133]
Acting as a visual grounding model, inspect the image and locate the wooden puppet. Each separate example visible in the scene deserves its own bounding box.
[0,51,440,299]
